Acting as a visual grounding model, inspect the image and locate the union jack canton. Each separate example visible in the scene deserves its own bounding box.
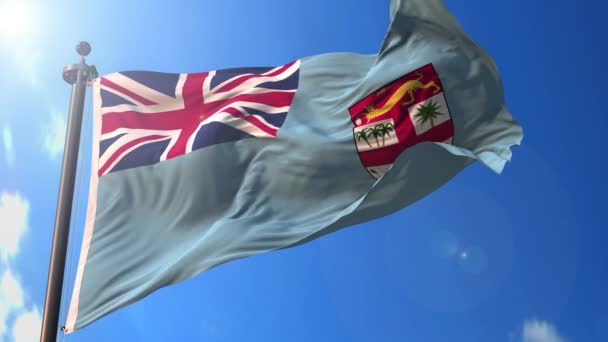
[96,60,301,176]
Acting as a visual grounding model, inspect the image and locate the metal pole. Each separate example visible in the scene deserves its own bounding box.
[40,42,97,342]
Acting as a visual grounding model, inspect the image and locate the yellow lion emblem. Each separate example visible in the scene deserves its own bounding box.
[360,72,441,122]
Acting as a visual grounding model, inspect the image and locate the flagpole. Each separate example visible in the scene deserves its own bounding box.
[40,42,97,342]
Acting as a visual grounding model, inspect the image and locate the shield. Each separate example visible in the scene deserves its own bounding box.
[349,63,454,178]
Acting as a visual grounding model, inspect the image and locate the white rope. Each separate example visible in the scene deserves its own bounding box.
[59,87,93,341]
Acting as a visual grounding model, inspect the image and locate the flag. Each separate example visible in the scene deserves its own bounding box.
[65,0,523,332]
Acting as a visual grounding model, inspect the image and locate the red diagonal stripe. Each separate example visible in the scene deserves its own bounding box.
[215,61,297,93]
[99,134,168,176]
[101,77,158,106]
[220,106,278,136]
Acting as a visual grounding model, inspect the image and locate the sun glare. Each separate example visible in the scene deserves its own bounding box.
[0,2,33,38]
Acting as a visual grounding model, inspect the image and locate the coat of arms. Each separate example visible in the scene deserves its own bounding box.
[349,64,454,179]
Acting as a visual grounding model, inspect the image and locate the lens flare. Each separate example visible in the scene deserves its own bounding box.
[0,2,33,38]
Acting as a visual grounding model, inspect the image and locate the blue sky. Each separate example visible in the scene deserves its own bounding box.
[0,0,607,341]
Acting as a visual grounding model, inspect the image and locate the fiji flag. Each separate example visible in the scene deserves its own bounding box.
[66,0,523,332]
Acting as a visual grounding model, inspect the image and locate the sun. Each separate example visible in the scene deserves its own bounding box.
[0,2,33,38]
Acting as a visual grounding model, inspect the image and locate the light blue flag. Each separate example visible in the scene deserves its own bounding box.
[66,0,523,332]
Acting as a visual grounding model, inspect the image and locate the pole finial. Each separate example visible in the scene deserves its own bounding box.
[63,41,97,85]
[76,41,91,57]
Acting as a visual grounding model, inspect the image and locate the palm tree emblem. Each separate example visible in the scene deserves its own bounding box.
[373,123,394,146]
[365,127,381,147]
[354,129,372,148]
[413,100,445,128]
[354,122,395,149]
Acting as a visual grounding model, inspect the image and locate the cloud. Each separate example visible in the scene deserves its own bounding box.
[2,126,15,167]
[42,110,66,160]
[12,306,41,342]
[521,319,567,342]
[0,193,40,341]
[0,269,24,338]
[0,192,29,262]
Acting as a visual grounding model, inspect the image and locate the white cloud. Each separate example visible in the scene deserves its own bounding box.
[2,126,15,167]
[42,110,66,160]
[0,270,24,308]
[522,319,567,342]
[0,192,29,262]
[12,306,41,342]
[0,269,24,338]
